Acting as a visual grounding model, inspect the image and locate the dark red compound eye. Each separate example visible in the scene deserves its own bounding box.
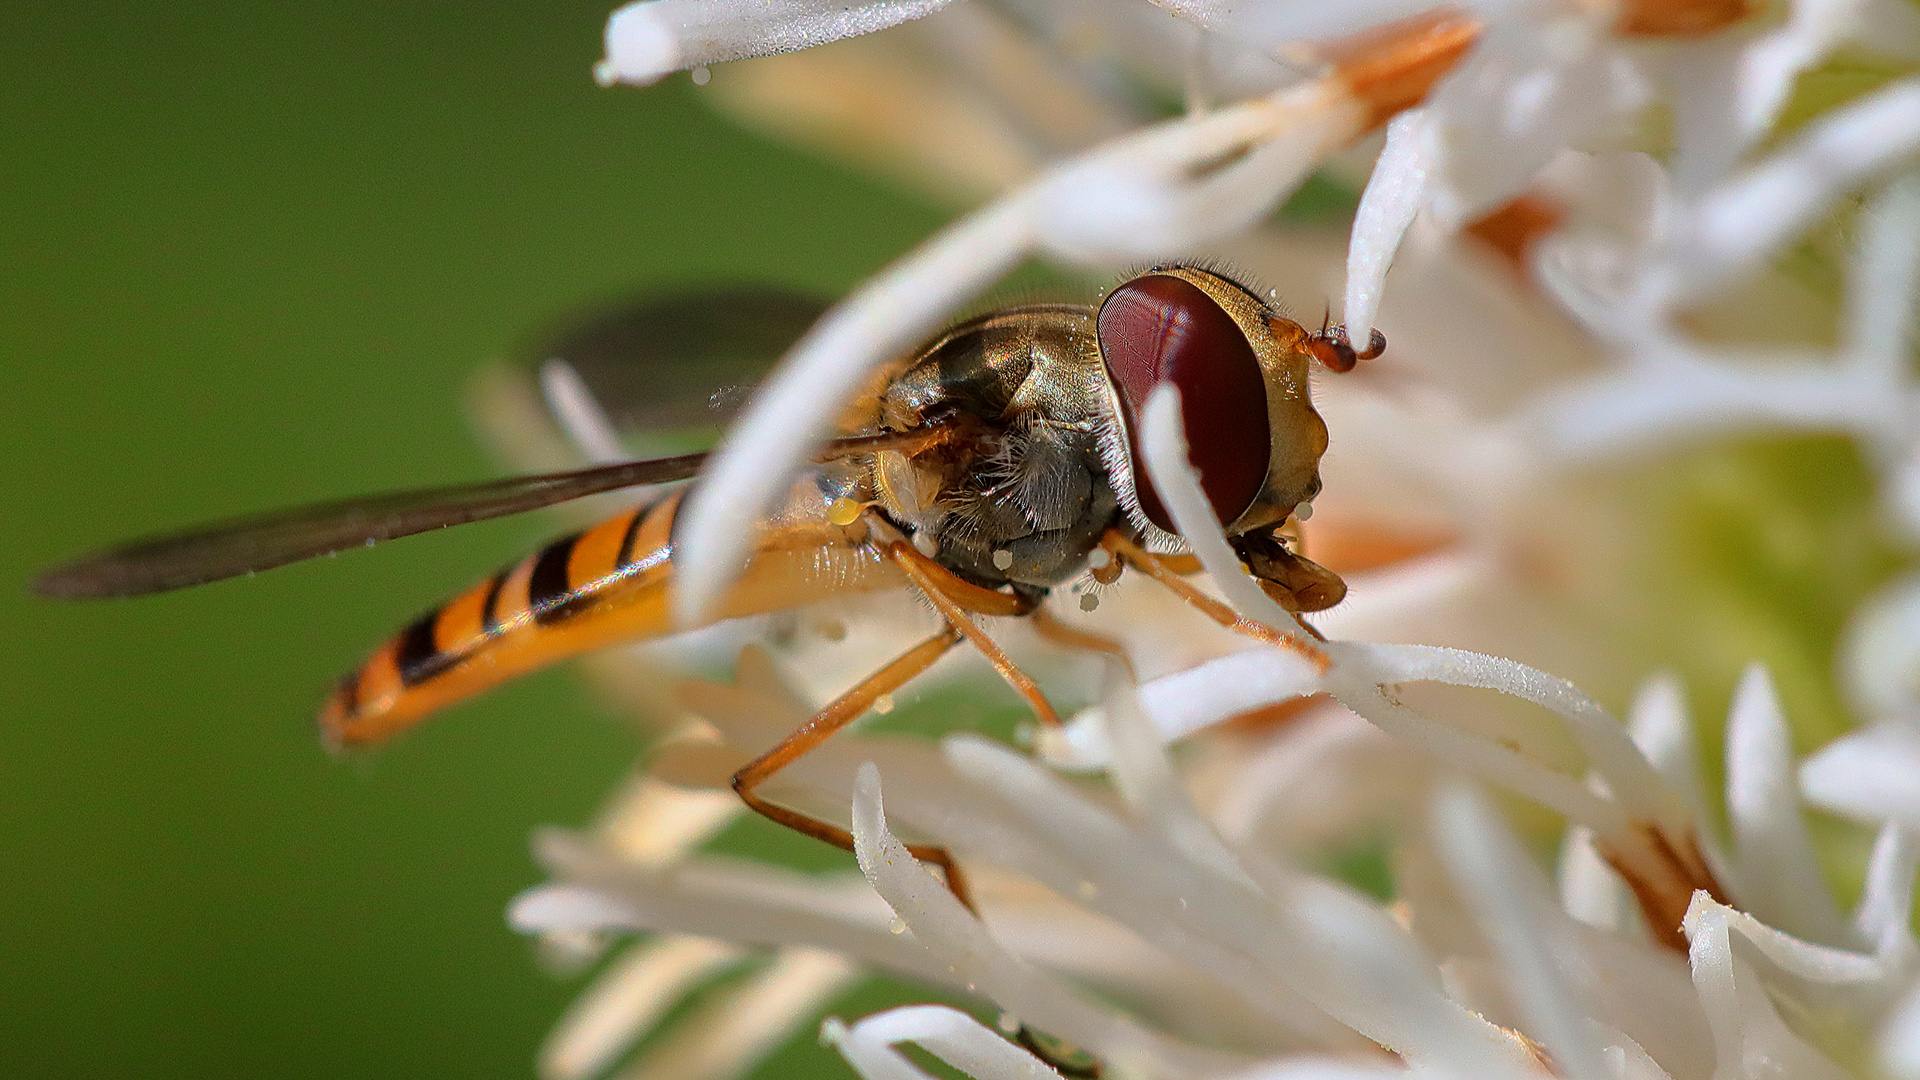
[1098,274,1271,533]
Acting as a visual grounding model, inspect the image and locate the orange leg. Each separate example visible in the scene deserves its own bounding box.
[1029,607,1135,681]
[730,627,976,910]
[1105,531,1330,672]
[888,541,1063,728]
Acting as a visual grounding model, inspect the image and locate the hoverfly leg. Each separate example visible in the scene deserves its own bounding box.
[1152,551,1204,575]
[1103,531,1331,673]
[1028,607,1134,680]
[1016,1026,1103,1079]
[887,541,1062,728]
[728,626,978,911]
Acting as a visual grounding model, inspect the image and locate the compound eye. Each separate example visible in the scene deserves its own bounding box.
[1098,274,1271,533]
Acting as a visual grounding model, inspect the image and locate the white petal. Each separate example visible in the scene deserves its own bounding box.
[1845,167,1920,379]
[946,736,1461,1055]
[1626,674,1705,820]
[1224,1060,1436,1080]
[1841,573,1920,727]
[1853,822,1920,951]
[1688,894,1888,987]
[849,762,1237,1076]
[1327,664,1627,838]
[1032,79,1363,264]
[938,736,1367,1053]
[1435,785,1611,1080]
[1101,664,1252,884]
[1883,452,1920,543]
[594,775,741,868]
[1662,0,1876,188]
[1344,108,1433,343]
[1659,36,1746,196]
[1336,642,1676,834]
[1212,709,1431,854]
[1423,18,1649,227]
[1140,385,1300,628]
[621,947,861,1080]
[520,833,957,986]
[1880,978,1920,1079]
[539,935,745,1080]
[1801,724,1920,828]
[1650,77,1920,307]
[597,0,955,86]
[672,197,1035,624]
[1683,895,1856,1080]
[1042,648,1324,771]
[1530,346,1887,464]
[1726,664,1849,945]
[541,359,635,465]
[1281,876,1537,1077]
[1558,826,1628,932]
[830,1005,1057,1080]
[512,883,649,934]
[1150,0,1470,50]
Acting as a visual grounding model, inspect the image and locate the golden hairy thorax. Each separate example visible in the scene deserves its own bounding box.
[869,304,1121,591]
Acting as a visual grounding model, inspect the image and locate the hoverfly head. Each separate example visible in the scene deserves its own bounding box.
[1094,265,1378,614]
[1094,265,1380,544]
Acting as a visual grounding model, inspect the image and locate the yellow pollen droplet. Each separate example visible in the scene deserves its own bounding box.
[1080,593,1100,612]
[887,915,907,934]
[826,497,862,526]
[872,693,895,715]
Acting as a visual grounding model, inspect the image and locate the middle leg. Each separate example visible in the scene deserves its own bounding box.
[730,626,976,908]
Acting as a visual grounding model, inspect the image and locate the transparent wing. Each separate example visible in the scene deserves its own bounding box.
[36,429,937,599]
[528,286,830,434]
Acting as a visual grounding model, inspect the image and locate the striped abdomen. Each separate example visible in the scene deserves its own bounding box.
[319,489,898,747]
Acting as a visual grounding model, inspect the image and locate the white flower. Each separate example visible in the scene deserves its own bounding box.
[463,2,1920,1078]
[513,617,1918,1079]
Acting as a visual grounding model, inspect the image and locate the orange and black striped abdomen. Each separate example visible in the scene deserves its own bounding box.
[320,493,676,747]
[318,487,904,748]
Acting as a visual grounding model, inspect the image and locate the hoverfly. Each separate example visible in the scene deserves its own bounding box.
[37,265,1382,904]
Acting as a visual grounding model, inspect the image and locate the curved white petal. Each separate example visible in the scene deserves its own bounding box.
[850,762,1242,1077]
[1344,108,1434,342]
[539,935,746,1080]
[828,1005,1058,1080]
[1435,785,1611,1080]
[1649,77,1920,308]
[1801,724,1920,828]
[598,0,955,85]
[1726,665,1848,945]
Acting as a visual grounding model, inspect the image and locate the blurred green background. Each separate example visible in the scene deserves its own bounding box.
[2,3,949,1076]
